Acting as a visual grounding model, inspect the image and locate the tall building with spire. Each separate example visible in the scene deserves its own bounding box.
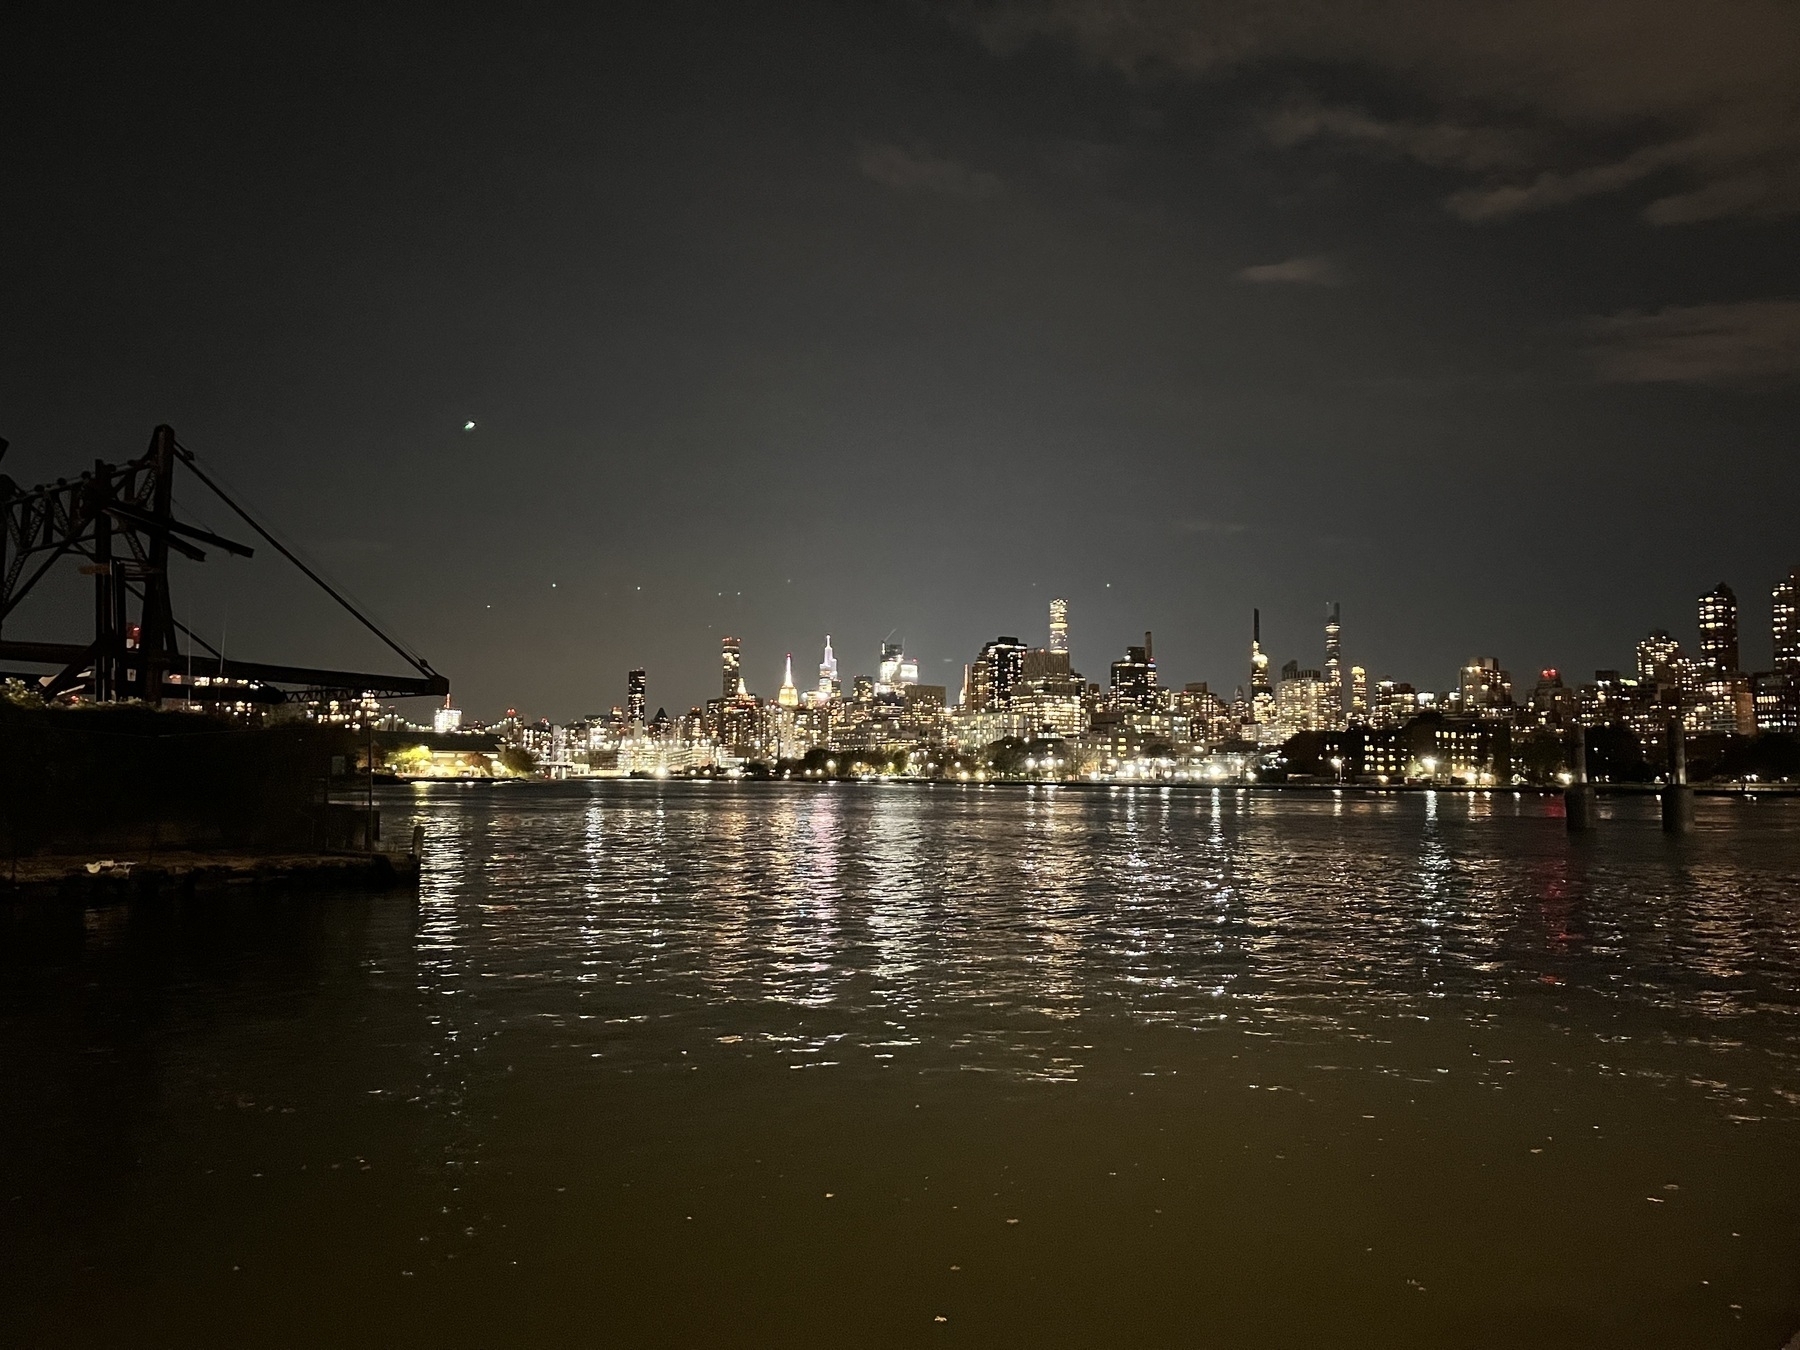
[1249,609,1273,732]
[816,635,840,703]
[1048,598,1069,655]
[1323,602,1344,729]
[721,636,742,701]
[778,654,799,708]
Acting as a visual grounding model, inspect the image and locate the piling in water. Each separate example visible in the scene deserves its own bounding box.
[1565,723,1595,832]
[1662,719,1695,834]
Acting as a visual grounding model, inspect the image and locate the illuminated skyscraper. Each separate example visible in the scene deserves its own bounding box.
[1323,602,1344,729]
[1774,568,1800,672]
[778,654,799,708]
[1698,584,1739,673]
[1349,665,1369,726]
[1109,633,1157,711]
[1249,609,1273,729]
[876,641,918,695]
[1636,629,1681,686]
[817,635,840,702]
[627,668,647,726]
[1458,657,1513,716]
[433,695,463,734]
[721,636,742,700]
[970,636,1027,709]
[1049,598,1069,655]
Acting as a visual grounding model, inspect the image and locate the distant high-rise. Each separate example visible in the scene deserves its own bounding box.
[1774,568,1800,672]
[1458,657,1513,716]
[627,668,647,726]
[1637,629,1681,687]
[1048,598,1069,655]
[817,635,840,702]
[970,636,1027,710]
[876,641,918,695]
[721,636,743,700]
[433,695,463,735]
[1698,584,1739,674]
[1109,633,1157,711]
[1349,665,1369,725]
[1249,609,1273,728]
[778,655,799,708]
[1323,602,1344,727]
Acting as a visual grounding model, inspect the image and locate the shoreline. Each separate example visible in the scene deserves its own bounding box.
[397,776,1800,798]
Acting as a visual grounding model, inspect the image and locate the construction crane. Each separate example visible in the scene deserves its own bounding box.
[0,425,449,706]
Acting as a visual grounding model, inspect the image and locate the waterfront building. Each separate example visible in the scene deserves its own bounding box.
[1698,584,1740,675]
[948,706,1038,750]
[432,697,463,735]
[627,668,647,727]
[1049,597,1070,655]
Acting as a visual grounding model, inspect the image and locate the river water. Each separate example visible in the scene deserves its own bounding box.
[5,782,1800,1347]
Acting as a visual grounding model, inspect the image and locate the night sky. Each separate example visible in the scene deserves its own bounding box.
[4,2,1797,720]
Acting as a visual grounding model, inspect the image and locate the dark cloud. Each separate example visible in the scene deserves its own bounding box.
[1584,299,1800,386]
[970,0,1800,223]
[1237,253,1342,285]
[858,142,1004,198]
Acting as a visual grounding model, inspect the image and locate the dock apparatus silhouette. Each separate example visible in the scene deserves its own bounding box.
[0,424,448,706]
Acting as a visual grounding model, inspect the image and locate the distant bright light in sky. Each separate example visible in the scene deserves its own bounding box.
[463,420,476,430]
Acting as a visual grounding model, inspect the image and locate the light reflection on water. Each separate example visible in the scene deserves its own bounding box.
[6,780,1800,1349]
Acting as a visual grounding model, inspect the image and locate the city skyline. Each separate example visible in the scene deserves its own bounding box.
[470,568,1800,727]
[401,564,1800,794]
[2,4,1795,722]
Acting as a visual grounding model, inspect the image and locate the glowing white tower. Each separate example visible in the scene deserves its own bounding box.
[1049,597,1069,655]
[816,635,840,702]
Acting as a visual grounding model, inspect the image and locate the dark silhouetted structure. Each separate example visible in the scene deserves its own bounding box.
[0,425,447,706]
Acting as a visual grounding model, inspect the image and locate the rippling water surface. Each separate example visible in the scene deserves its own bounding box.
[5,782,1800,1347]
